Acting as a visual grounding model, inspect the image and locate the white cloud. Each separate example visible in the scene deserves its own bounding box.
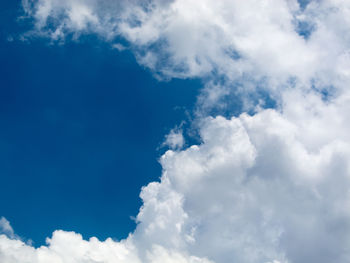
[2,90,350,262]
[20,0,350,84]
[3,0,350,262]
[163,129,185,150]
[20,0,350,114]
[0,218,14,239]
[112,43,127,52]
[1,230,141,263]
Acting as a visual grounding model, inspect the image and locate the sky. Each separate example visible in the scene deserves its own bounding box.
[1,1,350,263]
[0,0,201,244]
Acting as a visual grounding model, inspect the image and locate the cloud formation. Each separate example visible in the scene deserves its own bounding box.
[21,0,350,84]
[2,92,350,262]
[2,0,350,262]
[20,0,350,112]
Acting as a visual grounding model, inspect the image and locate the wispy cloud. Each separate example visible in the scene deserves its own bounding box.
[0,217,15,239]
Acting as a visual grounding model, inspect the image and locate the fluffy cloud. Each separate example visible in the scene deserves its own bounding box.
[157,94,350,263]
[2,0,350,262]
[21,0,350,113]
[21,0,350,84]
[1,91,350,262]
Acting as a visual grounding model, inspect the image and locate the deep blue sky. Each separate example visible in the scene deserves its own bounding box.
[0,1,200,245]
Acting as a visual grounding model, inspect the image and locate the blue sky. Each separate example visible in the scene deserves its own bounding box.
[0,0,200,245]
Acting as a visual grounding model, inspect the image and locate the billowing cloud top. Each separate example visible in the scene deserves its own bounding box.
[1,0,350,262]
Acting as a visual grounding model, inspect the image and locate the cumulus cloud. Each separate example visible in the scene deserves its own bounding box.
[2,92,350,262]
[2,0,350,262]
[157,93,350,263]
[21,0,350,83]
[20,0,350,113]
